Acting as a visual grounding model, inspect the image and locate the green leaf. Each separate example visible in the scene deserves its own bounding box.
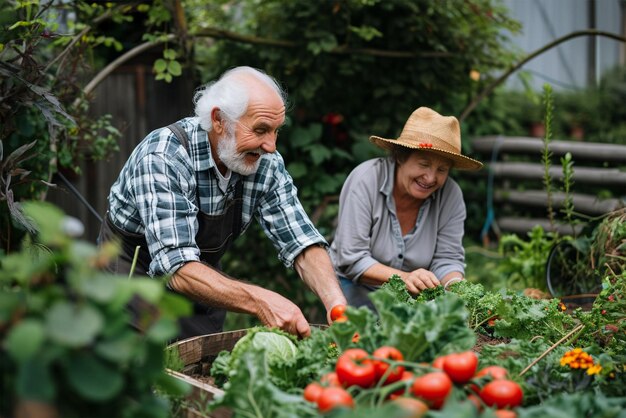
[95,332,139,364]
[163,49,176,60]
[77,274,118,303]
[45,302,103,347]
[21,201,67,246]
[65,353,124,401]
[167,60,182,76]
[286,162,307,178]
[5,319,45,363]
[127,278,163,303]
[307,145,331,165]
[159,292,192,318]
[16,357,56,401]
[145,317,179,342]
[154,58,167,73]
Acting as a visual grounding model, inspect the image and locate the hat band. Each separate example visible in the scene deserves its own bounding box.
[398,130,460,154]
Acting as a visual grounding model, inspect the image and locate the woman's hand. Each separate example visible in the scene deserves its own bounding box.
[402,268,440,294]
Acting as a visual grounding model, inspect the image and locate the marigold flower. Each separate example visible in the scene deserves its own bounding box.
[587,364,602,375]
[560,348,599,373]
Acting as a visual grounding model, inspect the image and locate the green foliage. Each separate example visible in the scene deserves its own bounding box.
[205,273,626,416]
[0,202,192,417]
[446,279,575,342]
[496,226,558,291]
[0,1,134,251]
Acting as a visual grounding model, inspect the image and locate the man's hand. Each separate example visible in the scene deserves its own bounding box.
[251,287,311,338]
[402,268,440,294]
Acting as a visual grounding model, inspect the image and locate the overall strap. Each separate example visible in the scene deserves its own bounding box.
[167,122,190,152]
[232,180,244,239]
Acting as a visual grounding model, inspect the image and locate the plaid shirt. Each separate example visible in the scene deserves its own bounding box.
[107,117,326,277]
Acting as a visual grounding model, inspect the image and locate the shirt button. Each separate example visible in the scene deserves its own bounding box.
[398,254,403,259]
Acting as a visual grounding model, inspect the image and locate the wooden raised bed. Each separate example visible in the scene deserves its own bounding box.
[166,329,248,418]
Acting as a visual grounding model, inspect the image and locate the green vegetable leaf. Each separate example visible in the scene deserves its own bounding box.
[4,319,45,363]
[65,353,124,401]
[45,301,103,347]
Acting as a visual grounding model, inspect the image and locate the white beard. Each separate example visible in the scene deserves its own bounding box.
[217,129,264,176]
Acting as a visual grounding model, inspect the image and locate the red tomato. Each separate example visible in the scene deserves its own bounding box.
[480,380,523,409]
[470,365,508,394]
[320,371,341,387]
[494,410,517,418]
[411,372,452,409]
[335,348,376,388]
[372,346,405,384]
[392,396,429,418]
[303,382,323,403]
[316,387,354,413]
[330,305,347,321]
[476,365,509,380]
[443,351,478,384]
[432,355,447,369]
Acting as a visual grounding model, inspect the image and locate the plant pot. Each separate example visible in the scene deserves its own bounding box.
[545,240,601,307]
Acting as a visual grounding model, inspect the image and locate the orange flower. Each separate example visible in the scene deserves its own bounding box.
[587,364,602,375]
[560,348,600,373]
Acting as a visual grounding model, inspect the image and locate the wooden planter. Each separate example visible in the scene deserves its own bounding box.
[166,329,249,418]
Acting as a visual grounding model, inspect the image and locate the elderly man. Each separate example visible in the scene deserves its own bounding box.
[99,66,346,340]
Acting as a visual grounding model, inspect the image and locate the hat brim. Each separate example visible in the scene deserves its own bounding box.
[370,136,483,171]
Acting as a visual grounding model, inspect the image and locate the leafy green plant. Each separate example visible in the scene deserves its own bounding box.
[0,202,192,417]
[496,226,557,291]
[195,274,625,417]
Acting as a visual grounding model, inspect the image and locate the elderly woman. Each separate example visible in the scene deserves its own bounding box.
[329,107,483,308]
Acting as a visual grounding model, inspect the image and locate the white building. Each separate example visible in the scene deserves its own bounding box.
[503,0,625,91]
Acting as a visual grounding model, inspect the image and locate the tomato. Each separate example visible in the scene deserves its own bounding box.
[480,380,523,409]
[330,304,347,321]
[391,396,429,418]
[372,346,405,384]
[432,355,447,369]
[335,348,376,388]
[411,372,452,409]
[320,371,341,387]
[316,387,354,413]
[494,409,517,418]
[443,351,478,384]
[469,365,509,394]
[303,382,323,403]
[475,365,509,380]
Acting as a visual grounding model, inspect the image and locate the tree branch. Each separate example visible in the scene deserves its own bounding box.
[459,29,626,123]
[74,34,175,106]
[194,27,454,58]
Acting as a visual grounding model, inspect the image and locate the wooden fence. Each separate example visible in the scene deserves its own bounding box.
[46,64,195,242]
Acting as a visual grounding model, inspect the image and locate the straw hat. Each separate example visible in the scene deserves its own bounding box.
[370,107,483,171]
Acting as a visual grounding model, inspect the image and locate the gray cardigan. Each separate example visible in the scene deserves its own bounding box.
[329,157,466,285]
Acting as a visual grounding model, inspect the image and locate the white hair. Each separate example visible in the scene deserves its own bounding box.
[193,66,287,132]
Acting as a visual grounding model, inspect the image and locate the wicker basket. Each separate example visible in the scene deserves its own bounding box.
[166,329,248,418]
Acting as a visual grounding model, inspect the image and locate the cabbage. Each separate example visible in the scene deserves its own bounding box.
[230,327,298,367]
